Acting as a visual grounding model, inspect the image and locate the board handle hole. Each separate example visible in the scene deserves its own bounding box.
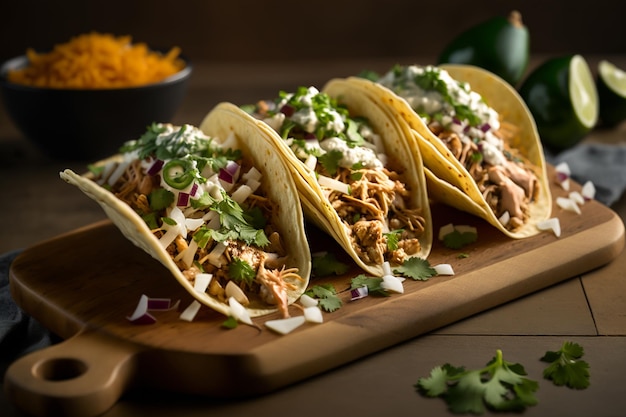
[34,358,88,381]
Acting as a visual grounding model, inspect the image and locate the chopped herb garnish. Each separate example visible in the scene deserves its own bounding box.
[541,341,590,389]
[228,257,256,286]
[304,284,342,312]
[393,257,437,281]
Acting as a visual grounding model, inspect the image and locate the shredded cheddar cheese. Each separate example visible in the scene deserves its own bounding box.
[7,32,185,89]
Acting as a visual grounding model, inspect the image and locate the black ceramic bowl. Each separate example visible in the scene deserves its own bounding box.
[0,54,192,161]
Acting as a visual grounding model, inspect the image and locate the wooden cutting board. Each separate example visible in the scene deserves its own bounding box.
[5,173,625,417]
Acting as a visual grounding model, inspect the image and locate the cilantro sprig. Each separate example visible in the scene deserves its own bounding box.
[416,349,539,414]
[540,341,590,389]
[304,284,342,312]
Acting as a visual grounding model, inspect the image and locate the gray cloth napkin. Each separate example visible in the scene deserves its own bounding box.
[0,250,54,372]
[545,142,626,207]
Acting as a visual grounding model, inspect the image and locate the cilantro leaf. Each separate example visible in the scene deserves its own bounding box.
[393,257,437,281]
[305,284,342,312]
[148,188,175,211]
[383,229,403,251]
[540,341,590,389]
[350,274,388,297]
[317,149,343,176]
[312,252,349,277]
[228,257,256,286]
[416,349,539,414]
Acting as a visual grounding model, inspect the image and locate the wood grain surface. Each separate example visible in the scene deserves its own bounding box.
[5,170,625,417]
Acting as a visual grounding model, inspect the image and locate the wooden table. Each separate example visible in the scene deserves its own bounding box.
[2,57,626,417]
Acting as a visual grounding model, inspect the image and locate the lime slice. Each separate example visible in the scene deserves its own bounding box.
[569,55,598,128]
[597,60,626,127]
[518,54,598,152]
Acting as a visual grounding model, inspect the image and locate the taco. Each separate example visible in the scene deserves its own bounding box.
[352,64,552,238]
[245,83,433,276]
[60,103,311,319]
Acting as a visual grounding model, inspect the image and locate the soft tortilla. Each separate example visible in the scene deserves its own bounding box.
[254,79,433,276]
[348,65,552,238]
[60,102,311,318]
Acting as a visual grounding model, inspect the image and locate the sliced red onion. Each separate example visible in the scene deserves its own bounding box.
[555,162,571,183]
[304,132,317,140]
[189,182,199,197]
[127,294,157,325]
[147,297,177,310]
[480,123,491,132]
[147,159,164,176]
[350,286,369,301]
[218,169,234,184]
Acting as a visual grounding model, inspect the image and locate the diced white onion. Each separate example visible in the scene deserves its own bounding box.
[536,217,561,237]
[382,261,393,276]
[556,197,582,214]
[381,275,404,293]
[231,184,253,204]
[265,316,306,335]
[318,175,350,194]
[246,178,261,193]
[242,167,262,183]
[304,306,324,323]
[433,264,455,276]
[206,241,227,268]
[299,294,319,308]
[194,273,213,292]
[454,225,477,235]
[569,191,585,205]
[185,217,205,231]
[225,281,250,305]
[304,154,318,171]
[581,181,596,200]
[498,211,510,226]
[179,300,202,322]
[228,297,253,325]
[176,238,198,269]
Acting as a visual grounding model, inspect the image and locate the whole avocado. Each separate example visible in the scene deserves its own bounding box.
[437,10,530,86]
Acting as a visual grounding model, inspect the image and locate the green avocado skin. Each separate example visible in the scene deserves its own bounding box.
[437,15,529,86]
[518,56,586,152]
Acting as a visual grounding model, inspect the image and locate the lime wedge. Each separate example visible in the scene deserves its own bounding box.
[569,55,598,129]
[518,54,598,152]
[597,60,626,127]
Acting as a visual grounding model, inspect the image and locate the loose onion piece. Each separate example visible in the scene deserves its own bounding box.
[556,196,582,214]
[381,275,404,293]
[228,297,253,325]
[536,218,561,237]
[569,191,585,205]
[581,181,596,200]
[299,294,319,308]
[127,294,178,325]
[265,316,306,335]
[194,273,212,292]
[126,294,156,324]
[179,300,202,322]
[555,162,571,191]
[350,286,369,301]
[438,223,455,240]
[433,264,455,276]
[303,306,324,323]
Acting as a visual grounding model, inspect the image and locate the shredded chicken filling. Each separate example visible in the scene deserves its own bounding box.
[96,158,302,318]
[325,165,426,266]
[428,120,540,231]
